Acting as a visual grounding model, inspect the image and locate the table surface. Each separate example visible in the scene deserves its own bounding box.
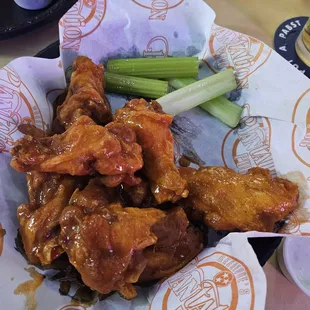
[0,1,309,307]
[0,0,309,67]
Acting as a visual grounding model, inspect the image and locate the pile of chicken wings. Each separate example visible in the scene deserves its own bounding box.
[10,56,299,299]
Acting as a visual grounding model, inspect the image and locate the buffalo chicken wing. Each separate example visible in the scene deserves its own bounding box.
[180,167,299,232]
[11,116,143,186]
[18,172,80,265]
[59,203,166,298]
[54,56,112,131]
[59,192,202,298]
[114,99,188,203]
[139,207,203,282]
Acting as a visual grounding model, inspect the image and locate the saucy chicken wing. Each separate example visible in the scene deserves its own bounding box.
[139,207,203,282]
[18,123,46,138]
[59,202,166,298]
[54,56,112,131]
[114,99,188,204]
[11,116,143,186]
[69,176,119,211]
[180,167,299,232]
[59,200,202,299]
[18,172,80,265]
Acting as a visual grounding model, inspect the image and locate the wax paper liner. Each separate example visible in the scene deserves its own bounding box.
[0,0,309,309]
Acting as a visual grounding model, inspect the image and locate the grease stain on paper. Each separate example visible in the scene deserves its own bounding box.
[14,267,44,310]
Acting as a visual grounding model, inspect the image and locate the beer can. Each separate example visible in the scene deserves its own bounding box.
[295,18,310,67]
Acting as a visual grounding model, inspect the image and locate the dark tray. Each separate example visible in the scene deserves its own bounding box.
[35,42,282,267]
[0,0,77,41]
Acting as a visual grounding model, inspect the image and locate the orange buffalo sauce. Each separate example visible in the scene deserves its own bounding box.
[14,267,44,310]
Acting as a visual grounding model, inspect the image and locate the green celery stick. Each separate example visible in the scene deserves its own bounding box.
[167,78,197,89]
[105,72,168,98]
[157,69,237,117]
[200,96,243,128]
[107,57,199,79]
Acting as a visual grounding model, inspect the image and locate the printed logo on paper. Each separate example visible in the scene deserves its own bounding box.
[132,0,183,20]
[143,36,169,57]
[280,210,310,235]
[59,306,86,310]
[291,88,310,168]
[206,25,272,90]
[150,252,255,310]
[60,0,107,51]
[221,114,276,176]
[0,65,44,152]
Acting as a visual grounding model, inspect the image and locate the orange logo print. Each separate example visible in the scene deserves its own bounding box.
[143,36,169,57]
[151,252,255,310]
[59,306,86,310]
[221,115,276,176]
[291,89,310,168]
[206,25,272,89]
[60,0,107,51]
[299,108,310,149]
[0,65,44,152]
[132,0,184,20]
[84,0,96,8]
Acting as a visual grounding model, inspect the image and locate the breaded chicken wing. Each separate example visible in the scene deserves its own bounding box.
[180,167,299,232]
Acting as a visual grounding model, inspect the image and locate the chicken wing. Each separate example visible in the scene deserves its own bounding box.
[120,178,158,208]
[114,99,188,203]
[10,116,143,186]
[54,56,112,131]
[69,176,119,211]
[180,167,299,232]
[18,123,46,138]
[18,172,80,265]
[139,207,203,282]
[59,201,202,299]
[59,202,166,298]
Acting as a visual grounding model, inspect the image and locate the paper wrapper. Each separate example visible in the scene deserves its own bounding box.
[0,0,309,309]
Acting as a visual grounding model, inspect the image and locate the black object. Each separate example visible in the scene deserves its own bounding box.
[0,0,77,41]
[35,42,283,267]
[274,16,310,78]
[35,40,60,58]
[248,237,282,266]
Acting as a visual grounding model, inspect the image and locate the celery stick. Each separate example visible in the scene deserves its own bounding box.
[157,69,237,116]
[165,76,242,127]
[200,96,243,128]
[104,72,168,98]
[107,57,199,79]
[167,78,197,89]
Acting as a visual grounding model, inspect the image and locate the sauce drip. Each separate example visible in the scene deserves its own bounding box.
[14,267,44,310]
